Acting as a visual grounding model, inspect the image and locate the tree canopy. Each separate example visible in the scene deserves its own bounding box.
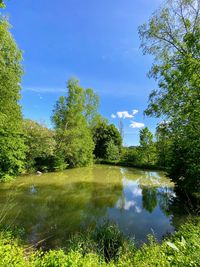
[92,122,122,160]
[139,0,200,200]
[0,18,26,180]
[52,78,96,167]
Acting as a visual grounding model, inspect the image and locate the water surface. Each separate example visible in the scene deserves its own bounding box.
[0,165,179,248]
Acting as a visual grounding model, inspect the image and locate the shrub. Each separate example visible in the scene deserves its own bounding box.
[93,222,126,262]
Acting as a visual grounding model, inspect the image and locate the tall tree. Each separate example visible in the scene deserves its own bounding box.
[139,0,200,200]
[155,122,172,168]
[93,122,122,159]
[118,119,124,143]
[139,127,156,165]
[84,88,99,127]
[52,78,95,167]
[0,18,26,180]
[23,119,56,171]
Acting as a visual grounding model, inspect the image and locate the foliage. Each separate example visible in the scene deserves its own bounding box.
[105,140,120,161]
[93,122,122,160]
[52,78,95,168]
[0,18,26,181]
[23,119,56,171]
[0,231,28,266]
[93,222,126,262]
[0,220,199,266]
[155,122,172,168]
[84,88,100,127]
[121,147,138,164]
[138,127,157,165]
[0,0,5,8]
[33,250,109,267]
[139,0,200,200]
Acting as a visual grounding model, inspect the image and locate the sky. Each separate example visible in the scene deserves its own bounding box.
[2,0,163,146]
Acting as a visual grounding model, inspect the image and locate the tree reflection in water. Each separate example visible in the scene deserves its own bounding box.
[0,165,191,248]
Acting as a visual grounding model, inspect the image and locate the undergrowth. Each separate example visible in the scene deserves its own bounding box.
[0,220,199,266]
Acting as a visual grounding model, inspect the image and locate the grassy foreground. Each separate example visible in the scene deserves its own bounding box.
[0,220,199,267]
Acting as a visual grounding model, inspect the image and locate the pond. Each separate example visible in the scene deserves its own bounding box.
[0,165,185,248]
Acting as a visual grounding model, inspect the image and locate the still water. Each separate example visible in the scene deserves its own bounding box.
[0,165,180,248]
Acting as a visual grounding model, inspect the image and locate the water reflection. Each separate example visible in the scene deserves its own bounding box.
[0,165,184,248]
[141,186,157,213]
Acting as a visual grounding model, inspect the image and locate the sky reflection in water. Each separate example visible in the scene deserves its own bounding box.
[0,165,176,248]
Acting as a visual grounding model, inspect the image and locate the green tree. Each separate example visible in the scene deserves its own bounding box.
[139,0,200,200]
[155,122,172,168]
[52,78,95,168]
[23,119,56,171]
[0,1,5,8]
[121,147,139,165]
[84,88,99,127]
[139,127,156,165]
[92,122,122,159]
[105,140,120,161]
[0,18,26,180]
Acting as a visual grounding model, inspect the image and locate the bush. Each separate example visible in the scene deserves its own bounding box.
[0,220,199,266]
[105,140,120,161]
[93,222,126,262]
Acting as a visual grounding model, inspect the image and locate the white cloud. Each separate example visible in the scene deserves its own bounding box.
[132,109,139,115]
[111,109,139,120]
[116,199,142,213]
[124,200,136,210]
[111,114,116,119]
[117,111,134,119]
[131,187,142,197]
[130,121,145,128]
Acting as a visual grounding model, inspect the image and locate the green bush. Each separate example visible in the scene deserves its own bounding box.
[105,140,120,161]
[93,222,125,262]
[0,220,199,266]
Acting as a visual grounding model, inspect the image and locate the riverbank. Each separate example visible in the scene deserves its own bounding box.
[0,219,199,266]
[95,159,167,171]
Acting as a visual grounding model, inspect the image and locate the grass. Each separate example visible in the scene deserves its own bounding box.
[0,219,199,266]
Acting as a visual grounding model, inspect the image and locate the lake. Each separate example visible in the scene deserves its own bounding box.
[0,165,184,248]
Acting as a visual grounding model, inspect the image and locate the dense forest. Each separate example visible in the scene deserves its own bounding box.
[0,0,199,266]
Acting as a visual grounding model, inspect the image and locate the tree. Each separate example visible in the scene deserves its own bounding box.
[139,0,200,200]
[23,119,56,171]
[105,140,120,161]
[0,18,26,180]
[92,122,122,159]
[0,1,5,8]
[52,78,95,168]
[84,88,99,127]
[139,127,156,165]
[155,121,172,168]
[118,119,124,143]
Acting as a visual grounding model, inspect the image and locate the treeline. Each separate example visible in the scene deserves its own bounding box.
[22,79,122,173]
[0,4,123,179]
[120,125,169,169]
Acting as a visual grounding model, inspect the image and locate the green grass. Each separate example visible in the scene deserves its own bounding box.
[0,220,199,266]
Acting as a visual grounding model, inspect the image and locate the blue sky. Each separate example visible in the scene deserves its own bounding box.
[2,0,163,146]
